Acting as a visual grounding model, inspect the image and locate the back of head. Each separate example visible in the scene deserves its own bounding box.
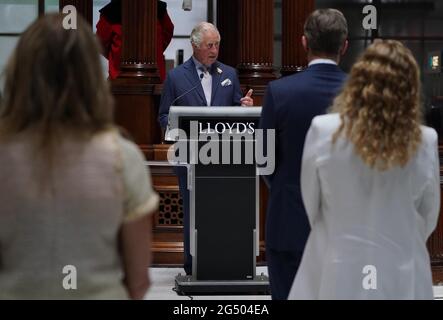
[331,40,422,170]
[1,13,113,142]
[304,8,348,57]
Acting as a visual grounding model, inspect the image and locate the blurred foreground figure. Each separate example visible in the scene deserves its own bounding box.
[0,14,158,299]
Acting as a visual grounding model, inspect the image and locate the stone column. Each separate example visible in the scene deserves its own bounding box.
[218,0,276,105]
[111,0,161,157]
[118,0,159,81]
[237,0,276,88]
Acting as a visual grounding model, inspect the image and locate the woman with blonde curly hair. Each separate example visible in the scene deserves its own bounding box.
[289,40,440,299]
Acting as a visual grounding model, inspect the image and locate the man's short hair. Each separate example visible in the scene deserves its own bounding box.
[304,9,348,56]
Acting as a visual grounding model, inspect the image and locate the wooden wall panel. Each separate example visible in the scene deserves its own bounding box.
[281,0,314,76]
[150,165,184,266]
[112,92,161,159]
[111,0,161,161]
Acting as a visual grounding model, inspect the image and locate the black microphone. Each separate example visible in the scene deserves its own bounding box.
[169,73,204,107]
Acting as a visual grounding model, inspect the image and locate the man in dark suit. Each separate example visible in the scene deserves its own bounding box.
[259,9,348,300]
[158,22,253,275]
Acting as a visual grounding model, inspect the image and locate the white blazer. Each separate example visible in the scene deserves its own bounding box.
[288,114,440,300]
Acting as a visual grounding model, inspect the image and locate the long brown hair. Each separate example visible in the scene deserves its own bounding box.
[1,13,114,150]
[331,40,422,170]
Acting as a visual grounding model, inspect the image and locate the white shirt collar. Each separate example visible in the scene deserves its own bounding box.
[308,58,338,67]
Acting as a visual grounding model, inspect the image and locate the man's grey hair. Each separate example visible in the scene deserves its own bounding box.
[190,22,220,47]
[304,8,348,56]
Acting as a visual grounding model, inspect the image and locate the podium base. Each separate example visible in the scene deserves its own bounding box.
[174,274,270,296]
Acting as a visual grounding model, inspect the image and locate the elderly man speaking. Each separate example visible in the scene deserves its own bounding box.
[158,22,253,276]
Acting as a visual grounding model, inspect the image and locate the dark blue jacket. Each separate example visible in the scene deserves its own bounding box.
[259,63,346,251]
[158,57,243,128]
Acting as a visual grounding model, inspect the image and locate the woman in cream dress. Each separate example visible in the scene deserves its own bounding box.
[289,40,440,300]
[0,14,158,299]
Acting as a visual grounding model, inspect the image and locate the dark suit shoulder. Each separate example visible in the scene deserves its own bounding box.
[266,71,307,96]
[270,64,346,92]
[268,71,303,88]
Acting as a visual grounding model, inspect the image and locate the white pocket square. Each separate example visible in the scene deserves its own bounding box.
[221,79,232,87]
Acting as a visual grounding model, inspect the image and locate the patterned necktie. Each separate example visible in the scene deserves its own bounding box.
[199,67,212,106]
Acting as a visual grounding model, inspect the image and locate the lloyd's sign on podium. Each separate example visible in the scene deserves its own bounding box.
[165,107,275,175]
[198,121,256,134]
[166,106,273,295]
